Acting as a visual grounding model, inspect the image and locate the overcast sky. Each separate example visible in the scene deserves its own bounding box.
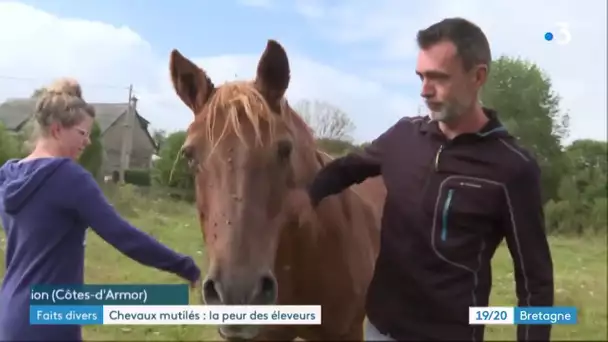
[0,0,605,144]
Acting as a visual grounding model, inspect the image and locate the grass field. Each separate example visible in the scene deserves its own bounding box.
[0,185,606,341]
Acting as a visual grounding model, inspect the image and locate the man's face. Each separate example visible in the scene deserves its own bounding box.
[416,40,485,123]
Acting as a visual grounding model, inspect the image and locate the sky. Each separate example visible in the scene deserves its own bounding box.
[0,0,605,144]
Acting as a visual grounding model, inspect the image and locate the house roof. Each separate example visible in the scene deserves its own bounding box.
[0,98,149,132]
[0,98,157,151]
[0,98,34,131]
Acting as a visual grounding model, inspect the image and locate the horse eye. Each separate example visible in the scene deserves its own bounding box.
[181,145,195,160]
[181,145,200,171]
[276,139,292,161]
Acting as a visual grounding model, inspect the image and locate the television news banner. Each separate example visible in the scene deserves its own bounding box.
[30,284,577,327]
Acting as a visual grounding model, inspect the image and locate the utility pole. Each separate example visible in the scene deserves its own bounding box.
[119,84,135,184]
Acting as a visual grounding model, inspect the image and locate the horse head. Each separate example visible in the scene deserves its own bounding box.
[169,40,320,340]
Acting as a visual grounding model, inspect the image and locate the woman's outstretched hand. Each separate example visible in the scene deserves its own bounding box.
[190,274,201,290]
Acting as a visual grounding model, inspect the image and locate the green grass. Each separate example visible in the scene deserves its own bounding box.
[486,235,607,341]
[0,186,606,341]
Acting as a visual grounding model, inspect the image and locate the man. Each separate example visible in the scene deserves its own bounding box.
[305,18,554,341]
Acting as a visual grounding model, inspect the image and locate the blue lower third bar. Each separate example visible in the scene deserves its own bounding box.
[514,306,577,325]
[30,305,103,325]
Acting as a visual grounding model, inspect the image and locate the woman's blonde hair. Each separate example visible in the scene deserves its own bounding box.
[32,77,96,137]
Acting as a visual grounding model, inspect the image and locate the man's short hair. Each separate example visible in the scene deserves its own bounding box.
[417,17,492,71]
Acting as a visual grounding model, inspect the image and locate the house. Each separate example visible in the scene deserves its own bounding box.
[0,97,158,179]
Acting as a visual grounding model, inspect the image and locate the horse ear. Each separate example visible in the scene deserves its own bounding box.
[255,40,290,109]
[169,49,214,115]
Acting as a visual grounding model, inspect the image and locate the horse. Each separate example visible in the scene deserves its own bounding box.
[168,39,386,341]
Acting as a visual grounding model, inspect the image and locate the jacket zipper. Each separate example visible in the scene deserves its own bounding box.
[434,144,444,171]
[421,144,446,205]
[436,143,449,241]
[441,188,454,241]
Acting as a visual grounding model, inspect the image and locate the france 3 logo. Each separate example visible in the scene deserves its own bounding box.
[544,22,572,45]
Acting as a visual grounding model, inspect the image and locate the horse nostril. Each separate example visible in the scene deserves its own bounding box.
[254,273,278,305]
[202,278,223,305]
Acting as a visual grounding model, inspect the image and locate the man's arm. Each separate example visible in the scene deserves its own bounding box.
[502,161,554,342]
[307,119,401,207]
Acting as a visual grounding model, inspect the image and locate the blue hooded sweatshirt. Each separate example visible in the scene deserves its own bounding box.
[0,157,201,341]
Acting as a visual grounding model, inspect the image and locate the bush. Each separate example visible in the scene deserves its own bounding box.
[316,138,357,156]
[151,131,194,199]
[0,123,24,166]
[125,169,151,186]
[78,121,103,178]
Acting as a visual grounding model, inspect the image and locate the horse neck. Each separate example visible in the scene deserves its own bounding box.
[283,111,325,186]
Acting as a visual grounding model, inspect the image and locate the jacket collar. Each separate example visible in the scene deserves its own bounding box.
[419,107,509,141]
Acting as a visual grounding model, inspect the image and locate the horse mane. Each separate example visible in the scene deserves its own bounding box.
[203,80,320,162]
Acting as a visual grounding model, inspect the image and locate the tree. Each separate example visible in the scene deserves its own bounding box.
[152,129,167,151]
[294,99,356,142]
[78,121,103,178]
[315,138,358,156]
[31,87,45,98]
[562,139,607,177]
[151,130,194,193]
[544,139,607,235]
[0,123,23,166]
[481,56,570,202]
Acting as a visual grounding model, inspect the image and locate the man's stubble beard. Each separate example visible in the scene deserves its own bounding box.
[429,101,463,123]
[429,93,477,124]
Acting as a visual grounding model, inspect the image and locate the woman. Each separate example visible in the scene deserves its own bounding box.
[0,78,201,341]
